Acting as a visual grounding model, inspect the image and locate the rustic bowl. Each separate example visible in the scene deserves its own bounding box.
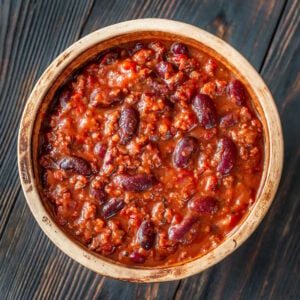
[18,19,283,282]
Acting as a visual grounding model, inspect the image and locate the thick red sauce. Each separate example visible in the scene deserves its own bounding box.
[38,40,264,266]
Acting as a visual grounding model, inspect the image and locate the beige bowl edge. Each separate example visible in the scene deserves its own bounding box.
[18,19,283,282]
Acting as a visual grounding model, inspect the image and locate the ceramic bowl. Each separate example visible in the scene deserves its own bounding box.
[18,19,283,282]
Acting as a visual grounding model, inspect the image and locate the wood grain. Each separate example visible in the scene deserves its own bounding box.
[0,0,94,237]
[174,0,300,299]
[82,0,285,70]
[0,0,298,299]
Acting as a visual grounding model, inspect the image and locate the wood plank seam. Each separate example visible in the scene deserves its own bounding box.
[78,0,96,38]
[258,0,288,73]
[0,186,21,243]
[0,1,297,298]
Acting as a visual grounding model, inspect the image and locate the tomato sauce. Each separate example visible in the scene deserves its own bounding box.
[38,40,264,266]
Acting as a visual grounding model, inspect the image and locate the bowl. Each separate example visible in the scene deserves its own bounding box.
[18,19,283,282]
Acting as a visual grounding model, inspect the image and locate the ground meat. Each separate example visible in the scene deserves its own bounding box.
[39,40,264,267]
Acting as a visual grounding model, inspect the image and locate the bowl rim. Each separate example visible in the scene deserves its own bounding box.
[18,18,283,282]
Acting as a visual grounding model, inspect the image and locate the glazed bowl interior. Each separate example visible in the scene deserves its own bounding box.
[18,19,283,282]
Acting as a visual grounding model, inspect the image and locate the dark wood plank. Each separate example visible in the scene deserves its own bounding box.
[0,0,291,299]
[81,0,285,70]
[0,0,94,237]
[174,0,300,299]
[0,191,102,299]
[240,0,300,297]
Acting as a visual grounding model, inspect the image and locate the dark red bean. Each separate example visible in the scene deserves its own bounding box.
[102,198,125,219]
[101,149,115,176]
[90,185,107,205]
[173,136,198,168]
[59,88,71,108]
[156,61,175,79]
[171,42,188,55]
[94,142,107,159]
[41,140,53,153]
[168,216,198,242]
[129,252,145,263]
[188,196,219,214]
[138,220,156,250]
[119,106,139,144]
[128,42,145,56]
[192,93,217,129]
[216,137,237,175]
[227,80,246,106]
[115,173,156,192]
[220,113,238,128]
[100,50,120,65]
[41,170,48,187]
[59,156,91,176]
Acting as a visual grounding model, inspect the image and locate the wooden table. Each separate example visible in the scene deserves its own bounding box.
[1,0,299,298]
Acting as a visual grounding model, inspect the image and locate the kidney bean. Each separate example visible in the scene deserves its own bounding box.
[90,185,107,205]
[168,216,198,242]
[188,196,219,214]
[227,80,246,106]
[156,61,175,79]
[128,42,145,56]
[138,220,156,250]
[59,88,71,108]
[129,252,145,263]
[192,93,217,129]
[171,42,188,55]
[115,173,155,192]
[94,142,107,159]
[173,136,198,168]
[119,106,139,144]
[41,140,53,153]
[101,149,116,176]
[59,156,91,176]
[100,50,120,65]
[216,137,237,175]
[220,113,238,128]
[102,198,125,219]
[41,170,48,187]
